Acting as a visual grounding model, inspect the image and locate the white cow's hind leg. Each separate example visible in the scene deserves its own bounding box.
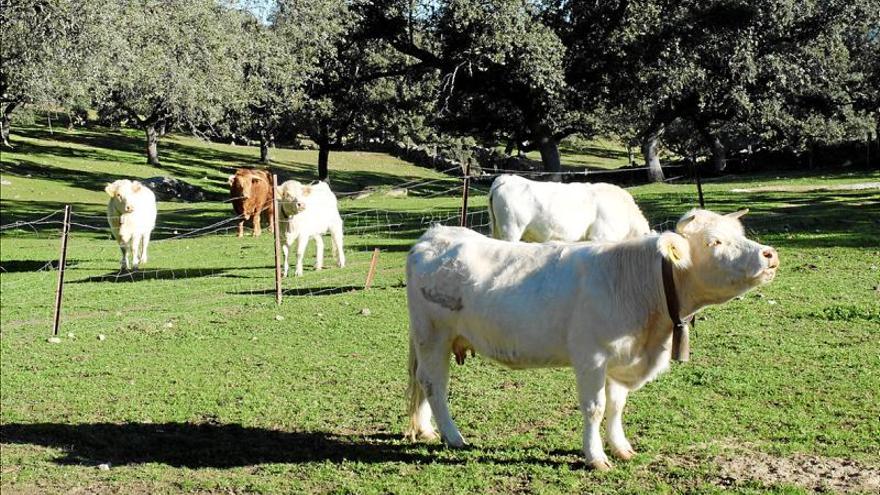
[405,336,438,441]
[313,235,324,271]
[415,340,464,448]
[140,232,151,265]
[575,366,610,470]
[605,378,635,460]
[330,221,345,268]
[130,235,142,270]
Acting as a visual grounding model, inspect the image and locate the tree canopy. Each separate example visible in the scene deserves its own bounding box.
[3,0,878,179]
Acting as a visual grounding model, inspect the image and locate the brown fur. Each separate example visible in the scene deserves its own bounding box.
[229,168,275,237]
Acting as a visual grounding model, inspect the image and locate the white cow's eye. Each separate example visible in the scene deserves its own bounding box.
[708,239,723,247]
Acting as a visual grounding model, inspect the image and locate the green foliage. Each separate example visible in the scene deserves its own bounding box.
[90,0,245,130]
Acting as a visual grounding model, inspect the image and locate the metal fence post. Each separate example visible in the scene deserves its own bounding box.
[51,205,71,336]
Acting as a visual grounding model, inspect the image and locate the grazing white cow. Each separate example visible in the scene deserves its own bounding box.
[405,209,779,470]
[105,179,158,271]
[276,180,345,277]
[488,174,650,242]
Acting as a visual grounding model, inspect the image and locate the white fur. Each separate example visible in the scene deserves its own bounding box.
[105,179,157,271]
[405,209,778,469]
[276,180,345,277]
[488,174,650,242]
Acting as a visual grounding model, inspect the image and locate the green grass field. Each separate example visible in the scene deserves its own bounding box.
[1,124,879,494]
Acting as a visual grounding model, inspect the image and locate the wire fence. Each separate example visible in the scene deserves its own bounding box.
[0,169,693,338]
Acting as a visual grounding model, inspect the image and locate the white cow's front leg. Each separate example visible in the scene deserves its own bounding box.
[415,341,465,448]
[119,243,130,271]
[281,220,293,277]
[575,366,610,470]
[294,235,309,277]
[605,378,635,460]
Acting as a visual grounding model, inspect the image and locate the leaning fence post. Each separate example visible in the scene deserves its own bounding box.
[460,162,471,227]
[52,205,71,336]
[271,174,283,305]
[364,248,380,289]
[693,159,705,209]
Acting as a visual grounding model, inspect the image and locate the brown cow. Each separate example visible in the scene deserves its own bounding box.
[228,168,275,237]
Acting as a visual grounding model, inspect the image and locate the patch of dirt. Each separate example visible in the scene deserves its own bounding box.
[673,442,880,493]
[713,450,879,493]
[729,182,880,193]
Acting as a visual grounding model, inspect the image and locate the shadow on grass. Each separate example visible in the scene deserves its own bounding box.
[70,268,243,283]
[636,188,880,249]
[232,285,364,297]
[0,259,71,273]
[9,124,461,197]
[0,422,447,468]
[0,422,589,469]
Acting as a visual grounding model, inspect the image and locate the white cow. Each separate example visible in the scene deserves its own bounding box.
[405,209,779,470]
[276,180,345,277]
[105,179,158,271]
[488,174,650,242]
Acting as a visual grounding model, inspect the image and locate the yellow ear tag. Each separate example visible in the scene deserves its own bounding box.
[667,244,680,263]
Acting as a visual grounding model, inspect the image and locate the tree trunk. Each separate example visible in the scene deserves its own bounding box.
[145,124,160,166]
[318,140,330,182]
[504,139,515,156]
[259,133,272,164]
[536,132,562,181]
[710,135,726,173]
[1,101,19,148]
[627,142,635,166]
[642,127,664,182]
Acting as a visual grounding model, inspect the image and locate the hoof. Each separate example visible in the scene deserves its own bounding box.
[588,458,613,471]
[612,447,636,461]
[405,429,438,442]
[443,434,466,449]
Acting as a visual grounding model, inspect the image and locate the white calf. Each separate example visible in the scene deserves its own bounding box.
[405,209,779,470]
[105,179,158,271]
[276,180,345,277]
[488,174,650,242]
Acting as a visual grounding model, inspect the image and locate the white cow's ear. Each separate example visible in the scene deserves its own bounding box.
[131,181,142,192]
[725,208,749,219]
[104,183,117,196]
[657,232,691,269]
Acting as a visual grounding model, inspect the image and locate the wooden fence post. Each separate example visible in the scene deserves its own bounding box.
[51,205,71,336]
[460,162,471,227]
[364,248,380,289]
[272,174,283,305]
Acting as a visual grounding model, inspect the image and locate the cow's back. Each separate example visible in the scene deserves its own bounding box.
[490,175,597,242]
[587,183,650,241]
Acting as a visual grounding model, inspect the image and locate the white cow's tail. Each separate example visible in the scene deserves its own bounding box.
[404,334,424,440]
[488,184,499,239]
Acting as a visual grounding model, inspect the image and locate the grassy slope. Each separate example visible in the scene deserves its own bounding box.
[1,124,879,494]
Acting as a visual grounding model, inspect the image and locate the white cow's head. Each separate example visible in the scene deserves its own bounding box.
[661,209,779,305]
[277,180,309,214]
[105,179,144,213]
